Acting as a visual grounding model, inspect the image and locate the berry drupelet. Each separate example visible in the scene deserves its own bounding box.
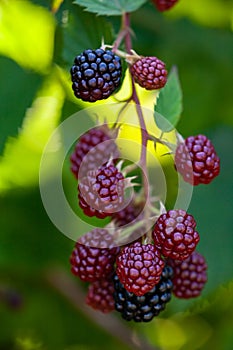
[168,251,207,298]
[70,125,119,179]
[71,48,122,102]
[152,209,200,261]
[175,134,220,186]
[70,228,120,282]
[86,279,115,313]
[116,242,165,296]
[130,56,167,90]
[114,265,173,322]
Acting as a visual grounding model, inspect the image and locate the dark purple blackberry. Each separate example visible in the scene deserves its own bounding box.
[116,242,165,296]
[152,209,200,261]
[70,125,119,179]
[130,56,167,90]
[71,48,122,102]
[70,228,120,282]
[86,279,115,313]
[113,265,173,322]
[175,134,220,186]
[152,0,178,11]
[168,251,207,298]
[78,162,126,218]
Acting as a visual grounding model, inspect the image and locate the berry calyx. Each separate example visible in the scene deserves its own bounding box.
[71,48,122,102]
[130,56,167,90]
[70,228,120,282]
[116,242,165,296]
[168,251,207,298]
[86,279,115,313]
[113,265,173,322]
[152,209,200,261]
[152,0,179,12]
[70,125,119,179]
[175,134,220,186]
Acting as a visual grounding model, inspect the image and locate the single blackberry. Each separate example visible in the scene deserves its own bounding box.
[78,162,126,218]
[152,210,200,261]
[152,0,178,11]
[71,48,122,102]
[113,265,173,322]
[130,56,167,90]
[70,125,119,179]
[116,242,165,296]
[86,279,115,313]
[70,228,120,282]
[175,134,220,186]
[168,251,207,298]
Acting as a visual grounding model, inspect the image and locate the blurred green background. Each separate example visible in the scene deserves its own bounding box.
[0,0,233,349]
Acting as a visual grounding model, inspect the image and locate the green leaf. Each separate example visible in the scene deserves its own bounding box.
[59,5,114,67]
[0,57,42,155]
[154,66,183,132]
[73,0,148,16]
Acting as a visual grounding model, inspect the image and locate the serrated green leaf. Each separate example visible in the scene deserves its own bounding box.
[60,6,114,67]
[73,0,148,16]
[154,66,183,132]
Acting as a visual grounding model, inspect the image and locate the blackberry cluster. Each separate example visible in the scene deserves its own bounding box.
[71,48,122,102]
[86,279,115,313]
[113,265,173,322]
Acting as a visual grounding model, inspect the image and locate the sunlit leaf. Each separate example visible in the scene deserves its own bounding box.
[0,69,65,192]
[0,0,55,73]
[73,0,148,16]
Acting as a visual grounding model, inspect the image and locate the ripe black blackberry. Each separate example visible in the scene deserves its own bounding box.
[152,0,178,11]
[113,265,173,322]
[130,56,167,90]
[86,279,115,313]
[70,228,120,282]
[71,48,122,102]
[116,242,165,296]
[70,125,119,179]
[175,134,220,186]
[168,251,207,298]
[152,209,200,261]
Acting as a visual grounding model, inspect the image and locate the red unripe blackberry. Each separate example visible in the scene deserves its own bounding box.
[152,210,200,261]
[78,162,126,218]
[86,279,115,313]
[70,228,120,282]
[113,265,173,322]
[130,56,167,90]
[70,125,119,179]
[168,251,207,298]
[116,242,165,296]
[152,0,178,12]
[175,134,220,186]
[71,48,122,102]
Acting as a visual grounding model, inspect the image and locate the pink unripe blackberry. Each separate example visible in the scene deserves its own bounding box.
[116,242,165,296]
[152,0,178,12]
[130,56,167,90]
[175,134,220,186]
[70,228,120,282]
[86,279,115,313]
[152,209,200,261]
[168,251,207,298]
